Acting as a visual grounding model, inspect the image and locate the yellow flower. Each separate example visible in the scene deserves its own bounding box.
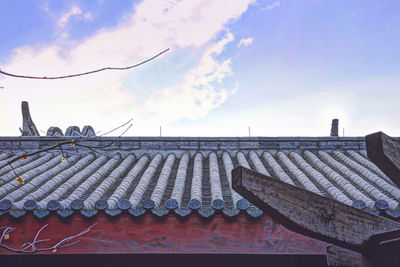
[19,156,28,161]
[16,176,25,184]
[61,157,67,162]
[4,234,9,240]
[70,143,75,148]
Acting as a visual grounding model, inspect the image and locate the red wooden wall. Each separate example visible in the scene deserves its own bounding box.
[0,213,327,255]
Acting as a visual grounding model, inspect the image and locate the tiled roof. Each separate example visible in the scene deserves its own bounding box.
[0,136,399,219]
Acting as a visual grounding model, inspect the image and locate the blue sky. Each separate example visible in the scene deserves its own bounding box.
[0,0,399,137]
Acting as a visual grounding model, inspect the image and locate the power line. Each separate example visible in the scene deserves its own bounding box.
[0,48,169,80]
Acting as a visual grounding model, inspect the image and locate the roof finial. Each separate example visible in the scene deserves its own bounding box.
[20,101,40,136]
[330,119,339,137]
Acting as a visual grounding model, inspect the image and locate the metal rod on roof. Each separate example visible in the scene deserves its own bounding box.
[248,127,251,137]
[343,128,345,137]
[160,126,162,137]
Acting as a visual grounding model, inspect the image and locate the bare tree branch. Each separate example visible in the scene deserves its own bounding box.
[0,119,133,187]
[0,223,97,253]
[97,118,133,137]
[0,226,15,243]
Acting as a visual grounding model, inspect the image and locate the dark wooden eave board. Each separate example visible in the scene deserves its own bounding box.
[366,131,400,188]
[232,166,400,254]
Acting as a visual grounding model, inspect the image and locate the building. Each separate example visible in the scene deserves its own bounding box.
[1,114,399,266]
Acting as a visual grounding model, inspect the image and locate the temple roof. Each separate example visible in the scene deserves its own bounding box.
[0,134,399,219]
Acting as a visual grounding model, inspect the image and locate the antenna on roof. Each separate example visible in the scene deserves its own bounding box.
[160,126,162,137]
[248,127,251,137]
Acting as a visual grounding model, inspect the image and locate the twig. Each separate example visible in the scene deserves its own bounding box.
[77,119,132,142]
[46,223,97,250]
[76,123,133,149]
[2,119,132,171]
[30,224,48,251]
[0,48,169,80]
[5,139,75,166]
[59,145,65,159]
[59,240,80,249]
[88,147,109,157]
[97,119,132,137]
[8,162,20,179]
[0,223,97,253]
[0,226,15,243]
[21,239,49,250]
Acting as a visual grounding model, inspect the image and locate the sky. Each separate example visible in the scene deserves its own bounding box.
[0,0,399,137]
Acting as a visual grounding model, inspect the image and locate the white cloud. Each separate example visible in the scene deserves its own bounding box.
[237,37,253,48]
[84,12,93,21]
[57,6,82,29]
[262,1,280,11]
[169,74,400,137]
[0,0,255,136]
[83,12,93,21]
[142,33,237,123]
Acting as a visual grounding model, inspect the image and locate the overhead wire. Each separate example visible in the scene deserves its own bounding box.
[0,48,169,80]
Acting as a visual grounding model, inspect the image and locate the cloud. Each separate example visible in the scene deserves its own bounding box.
[171,74,400,137]
[142,33,237,123]
[84,12,93,21]
[0,0,255,136]
[57,6,82,29]
[262,1,280,11]
[237,37,253,48]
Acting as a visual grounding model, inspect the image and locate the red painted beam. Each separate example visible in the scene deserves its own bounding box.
[0,214,326,255]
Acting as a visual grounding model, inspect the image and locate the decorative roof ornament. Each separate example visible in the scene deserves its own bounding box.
[19,101,39,136]
[330,118,339,137]
[46,127,63,137]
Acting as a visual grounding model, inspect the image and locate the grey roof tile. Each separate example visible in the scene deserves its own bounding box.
[1,137,400,219]
[151,154,175,207]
